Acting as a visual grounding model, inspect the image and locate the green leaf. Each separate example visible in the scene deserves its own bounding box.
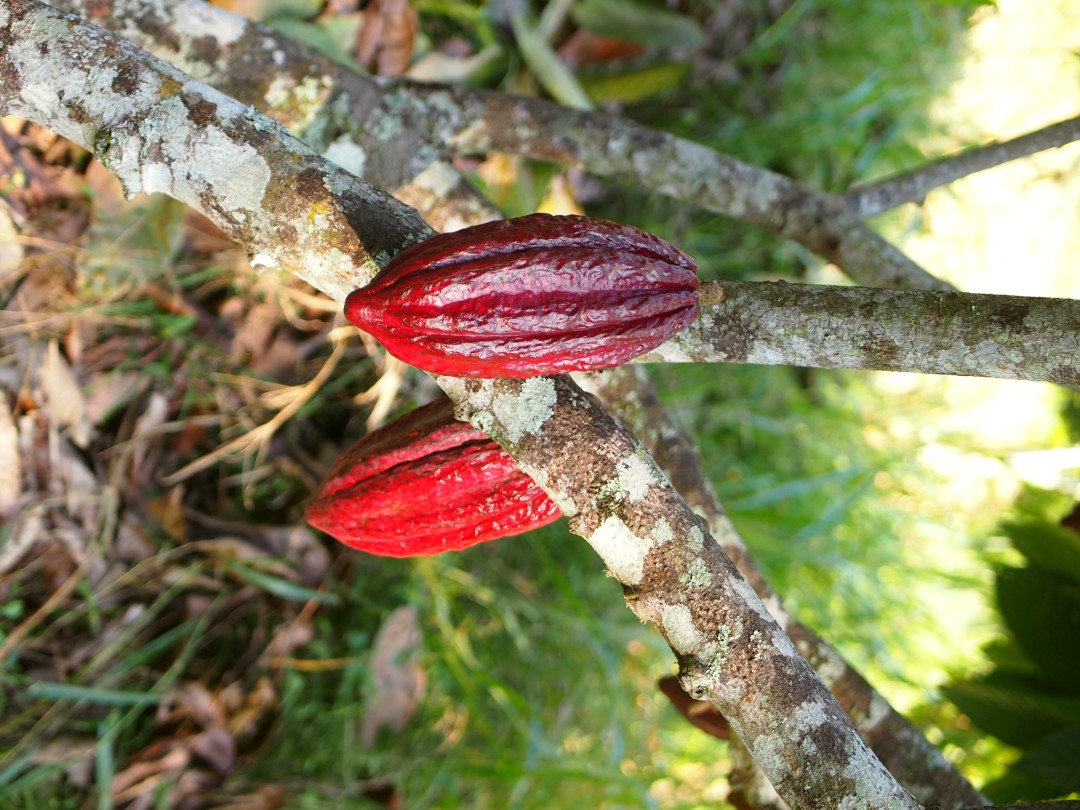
[510,12,592,110]
[225,561,339,605]
[943,673,1080,748]
[571,0,704,49]
[981,637,1040,677]
[982,768,1061,805]
[997,565,1080,693]
[1003,519,1080,586]
[579,62,691,104]
[1013,728,1080,794]
[26,682,161,707]
[985,728,1080,802]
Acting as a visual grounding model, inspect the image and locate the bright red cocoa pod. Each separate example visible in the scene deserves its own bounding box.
[305,398,562,556]
[344,213,699,378]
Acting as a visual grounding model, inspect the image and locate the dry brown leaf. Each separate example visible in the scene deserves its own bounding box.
[127,391,171,482]
[56,441,99,525]
[146,485,189,544]
[16,410,43,488]
[263,618,314,661]
[84,371,140,426]
[113,746,192,803]
[0,502,43,575]
[189,725,236,775]
[0,394,21,516]
[223,677,277,750]
[29,735,97,780]
[360,604,425,747]
[230,296,299,379]
[0,206,23,277]
[44,339,90,448]
[355,0,418,76]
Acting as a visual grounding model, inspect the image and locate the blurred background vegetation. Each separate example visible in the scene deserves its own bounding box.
[2,0,1079,807]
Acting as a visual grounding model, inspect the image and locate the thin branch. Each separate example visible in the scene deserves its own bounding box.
[0,3,921,807]
[847,114,1080,218]
[46,0,949,291]
[416,83,953,292]
[42,0,499,233]
[641,281,1080,385]
[588,366,988,809]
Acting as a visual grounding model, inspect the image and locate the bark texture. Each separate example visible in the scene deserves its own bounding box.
[589,366,989,809]
[45,0,947,289]
[848,114,1080,217]
[644,281,1080,384]
[439,374,922,810]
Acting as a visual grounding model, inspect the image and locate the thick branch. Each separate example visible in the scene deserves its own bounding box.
[439,374,921,810]
[0,3,920,807]
[46,0,948,291]
[847,114,1080,217]
[42,0,499,232]
[644,281,1080,384]
[589,366,988,809]
[0,0,430,302]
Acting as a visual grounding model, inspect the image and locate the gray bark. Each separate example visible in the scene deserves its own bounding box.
[43,0,949,291]
[589,366,988,808]
[646,281,1080,385]
[847,115,1080,217]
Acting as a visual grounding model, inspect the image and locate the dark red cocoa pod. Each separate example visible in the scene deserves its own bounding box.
[344,213,699,378]
[305,398,562,556]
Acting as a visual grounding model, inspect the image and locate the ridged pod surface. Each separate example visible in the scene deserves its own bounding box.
[305,399,562,556]
[344,213,699,378]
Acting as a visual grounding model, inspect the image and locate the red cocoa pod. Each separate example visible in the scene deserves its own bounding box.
[344,213,699,378]
[305,398,562,556]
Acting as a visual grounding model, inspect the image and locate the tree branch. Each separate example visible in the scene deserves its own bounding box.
[45,0,949,291]
[644,281,1080,384]
[588,366,988,809]
[847,114,1080,218]
[421,84,952,292]
[45,0,500,232]
[0,2,921,807]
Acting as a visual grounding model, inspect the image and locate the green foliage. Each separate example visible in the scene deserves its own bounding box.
[944,506,1080,802]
